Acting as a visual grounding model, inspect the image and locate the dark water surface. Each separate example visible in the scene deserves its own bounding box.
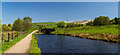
[35,34,119,53]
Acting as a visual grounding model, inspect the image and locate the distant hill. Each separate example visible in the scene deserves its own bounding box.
[64,20,92,24]
[33,20,92,25]
[33,22,57,28]
[33,22,56,25]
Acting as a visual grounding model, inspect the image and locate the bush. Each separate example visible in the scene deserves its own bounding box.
[66,23,83,28]
[57,21,65,28]
[93,16,110,26]
[86,20,93,26]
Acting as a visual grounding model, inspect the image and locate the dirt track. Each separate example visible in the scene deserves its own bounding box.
[3,30,38,53]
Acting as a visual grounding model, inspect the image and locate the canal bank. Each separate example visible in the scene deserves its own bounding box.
[38,27,119,43]
[51,33,119,43]
[29,32,41,54]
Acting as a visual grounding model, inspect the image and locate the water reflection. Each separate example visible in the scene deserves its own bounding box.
[35,34,119,53]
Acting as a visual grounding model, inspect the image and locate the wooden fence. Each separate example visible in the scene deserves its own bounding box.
[2,31,28,44]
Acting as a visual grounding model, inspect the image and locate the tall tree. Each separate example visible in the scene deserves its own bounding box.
[13,18,23,31]
[23,17,32,23]
[23,17,32,31]
[22,21,32,31]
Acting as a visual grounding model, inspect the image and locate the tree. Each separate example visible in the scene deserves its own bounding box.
[111,17,120,25]
[6,27,12,31]
[23,17,32,23]
[118,18,120,25]
[13,18,23,31]
[66,23,73,28]
[93,16,110,26]
[8,23,12,27]
[57,21,65,28]
[22,21,32,31]
[2,24,12,31]
[2,24,7,31]
[114,17,118,24]
[86,20,93,26]
[23,17,32,31]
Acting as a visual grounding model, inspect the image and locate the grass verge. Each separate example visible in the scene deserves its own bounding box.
[28,33,41,55]
[51,25,119,43]
[2,29,37,53]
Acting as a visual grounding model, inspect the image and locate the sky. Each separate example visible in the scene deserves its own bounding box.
[2,2,118,24]
[1,0,120,2]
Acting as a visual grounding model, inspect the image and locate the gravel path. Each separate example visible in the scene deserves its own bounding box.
[3,30,38,53]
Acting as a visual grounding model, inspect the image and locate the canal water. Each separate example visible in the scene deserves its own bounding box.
[35,34,119,53]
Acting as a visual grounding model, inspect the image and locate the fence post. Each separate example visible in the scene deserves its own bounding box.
[2,34,4,44]
[15,33,17,39]
[8,33,10,42]
[17,32,19,38]
[12,33,14,40]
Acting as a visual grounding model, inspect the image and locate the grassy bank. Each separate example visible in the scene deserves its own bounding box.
[52,25,119,34]
[29,33,41,55]
[2,29,37,53]
[51,25,119,43]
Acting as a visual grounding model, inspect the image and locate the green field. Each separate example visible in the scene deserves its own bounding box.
[51,25,119,34]
[34,22,119,34]
[33,22,57,28]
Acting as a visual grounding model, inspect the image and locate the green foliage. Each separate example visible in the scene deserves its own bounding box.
[29,34,41,54]
[66,23,83,28]
[13,18,23,31]
[7,27,12,31]
[2,24,12,31]
[2,24,8,31]
[93,16,110,26]
[57,21,65,28]
[23,17,32,23]
[12,17,33,31]
[112,17,120,25]
[111,19,116,24]
[33,22,57,29]
[86,20,93,26]
[8,23,12,27]
[22,21,32,31]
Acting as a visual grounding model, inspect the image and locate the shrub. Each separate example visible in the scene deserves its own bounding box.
[86,20,93,26]
[93,16,110,26]
[57,21,65,28]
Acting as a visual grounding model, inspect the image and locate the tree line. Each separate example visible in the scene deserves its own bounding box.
[86,16,120,26]
[2,17,32,31]
[57,16,120,28]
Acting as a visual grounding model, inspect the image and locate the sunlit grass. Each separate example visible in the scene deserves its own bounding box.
[29,33,41,55]
[52,25,119,34]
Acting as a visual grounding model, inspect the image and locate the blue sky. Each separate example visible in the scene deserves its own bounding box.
[2,0,120,2]
[2,2,118,24]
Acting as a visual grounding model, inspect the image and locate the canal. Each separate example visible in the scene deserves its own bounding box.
[35,34,119,53]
